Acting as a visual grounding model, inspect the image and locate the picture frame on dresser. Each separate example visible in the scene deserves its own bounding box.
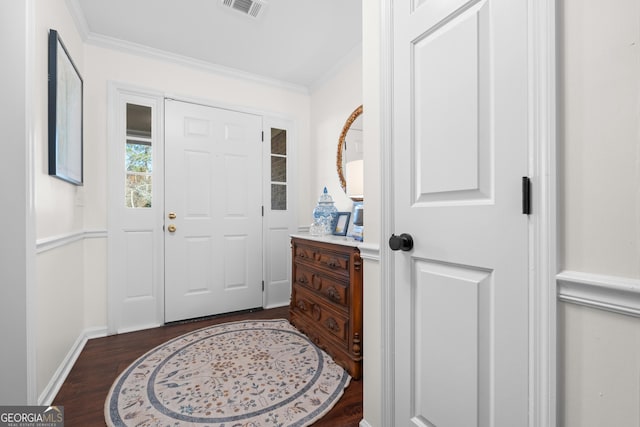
[333,212,351,236]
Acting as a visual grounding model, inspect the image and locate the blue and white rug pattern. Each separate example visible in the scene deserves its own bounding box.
[105,319,350,426]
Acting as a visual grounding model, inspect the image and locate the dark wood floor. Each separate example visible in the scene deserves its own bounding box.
[53,306,363,426]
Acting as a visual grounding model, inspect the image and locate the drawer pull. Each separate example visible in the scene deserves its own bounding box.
[327,259,339,268]
[326,287,341,302]
[296,300,307,312]
[325,317,340,333]
[297,276,308,285]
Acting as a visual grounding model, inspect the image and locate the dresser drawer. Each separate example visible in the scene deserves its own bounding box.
[293,265,349,309]
[293,243,350,277]
[291,286,349,346]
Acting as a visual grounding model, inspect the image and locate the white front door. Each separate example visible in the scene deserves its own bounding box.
[391,0,529,426]
[164,99,263,322]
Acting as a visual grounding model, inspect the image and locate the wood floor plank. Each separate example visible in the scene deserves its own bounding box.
[53,307,363,426]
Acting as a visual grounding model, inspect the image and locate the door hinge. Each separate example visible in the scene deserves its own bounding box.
[261,131,264,142]
[262,205,264,216]
[262,280,265,291]
[522,177,531,215]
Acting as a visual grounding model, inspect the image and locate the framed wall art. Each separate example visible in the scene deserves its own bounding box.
[48,29,83,185]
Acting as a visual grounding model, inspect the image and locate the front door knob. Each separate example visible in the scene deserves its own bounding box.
[389,233,414,251]
[167,224,177,233]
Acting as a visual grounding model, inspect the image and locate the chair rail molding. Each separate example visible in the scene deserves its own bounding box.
[36,229,108,254]
[557,270,640,318]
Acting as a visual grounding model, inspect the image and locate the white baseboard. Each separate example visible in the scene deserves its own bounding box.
[38,326,108,405]
[557,270,640,317]
[359,419,373,427]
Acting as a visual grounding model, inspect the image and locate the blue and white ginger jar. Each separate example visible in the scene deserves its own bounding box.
[312,187,338,234]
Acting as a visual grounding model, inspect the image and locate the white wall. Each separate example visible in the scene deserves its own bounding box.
[83,44,312,236]
[309,53,363,219]
[33,0,87,401]
[558,0,640,425]
[559,303,640,427]
[560,0,640,277]
[35,4,84,239]
[36,242,84,399]
[83,43,312,329]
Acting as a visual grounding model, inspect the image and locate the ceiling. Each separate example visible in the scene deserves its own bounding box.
[72,0,363,90]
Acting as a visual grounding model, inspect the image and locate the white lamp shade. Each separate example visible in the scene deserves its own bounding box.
[346,159,364,200]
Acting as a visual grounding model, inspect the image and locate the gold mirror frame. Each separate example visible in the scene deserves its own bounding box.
[336,105,363,193]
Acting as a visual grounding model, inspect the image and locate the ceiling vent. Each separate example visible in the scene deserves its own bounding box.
[221,0,267,19]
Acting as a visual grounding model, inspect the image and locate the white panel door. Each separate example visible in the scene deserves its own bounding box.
[164,99,263,322]
[108,88,165,335]
[392,1,529,426]
[262,118,297,309]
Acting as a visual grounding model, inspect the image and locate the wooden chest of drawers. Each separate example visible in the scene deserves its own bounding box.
[289,236,363,379]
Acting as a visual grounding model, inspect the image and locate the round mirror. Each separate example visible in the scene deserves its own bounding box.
[336,105,363,194]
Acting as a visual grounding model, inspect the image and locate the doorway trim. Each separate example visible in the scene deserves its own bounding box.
[378,0,558,425]
[107,83,298,333]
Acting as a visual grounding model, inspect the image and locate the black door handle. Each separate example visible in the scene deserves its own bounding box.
[389,233,414,251]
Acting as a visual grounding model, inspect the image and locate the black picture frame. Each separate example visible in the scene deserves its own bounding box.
[332,212,351,236]
[48,29,83,185]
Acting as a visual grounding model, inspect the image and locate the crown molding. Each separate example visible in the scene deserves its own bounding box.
[88,33,310,95]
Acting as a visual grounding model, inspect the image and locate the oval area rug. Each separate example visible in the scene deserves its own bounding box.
[105,319,351,426]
